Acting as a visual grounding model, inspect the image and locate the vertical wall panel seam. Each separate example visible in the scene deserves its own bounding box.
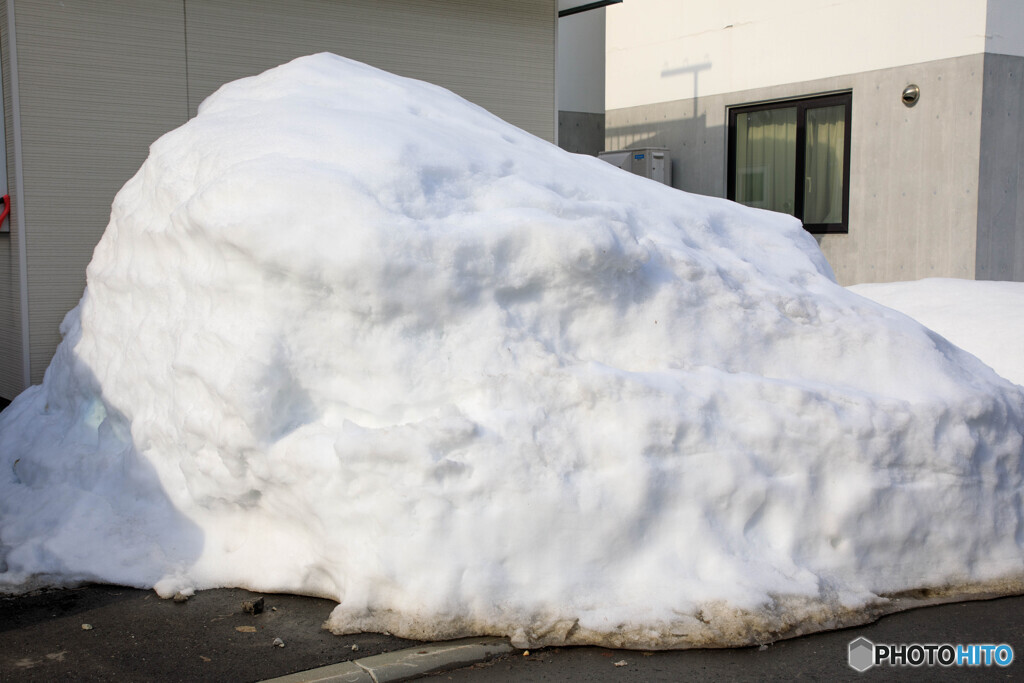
[5,0,28,388]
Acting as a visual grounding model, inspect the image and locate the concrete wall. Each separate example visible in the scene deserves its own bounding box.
[605,91,726,200]
[976,0,1024,280]
[0,0,556,399]
[558,110,605,155]
[987,0,1024,58]
[606,55,986,285]
[556,1,605,155]
[606,0,990,111]
[976,52,1024,281]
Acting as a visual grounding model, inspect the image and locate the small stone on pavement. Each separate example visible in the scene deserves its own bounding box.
[242,597,265,615]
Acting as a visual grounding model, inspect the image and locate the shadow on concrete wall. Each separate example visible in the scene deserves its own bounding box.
[558,111,606,156]
[603,61,727,198]
[661,62,712,117]
[605,112,726,199]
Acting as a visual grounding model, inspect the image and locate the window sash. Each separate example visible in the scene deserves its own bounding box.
[727,93,852,234]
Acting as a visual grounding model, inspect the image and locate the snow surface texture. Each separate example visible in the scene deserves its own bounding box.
[2,54,1024,649]
[850,278,1024,387]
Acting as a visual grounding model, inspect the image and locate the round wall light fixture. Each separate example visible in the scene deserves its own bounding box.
[902,84,920,107]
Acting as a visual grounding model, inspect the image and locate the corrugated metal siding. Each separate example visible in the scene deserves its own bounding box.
[12,0,188,386]
[1,0,554,393]
[184,0,555,141]
[0,0,22,400]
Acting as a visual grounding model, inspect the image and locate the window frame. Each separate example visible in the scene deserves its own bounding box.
[727,92,852,235]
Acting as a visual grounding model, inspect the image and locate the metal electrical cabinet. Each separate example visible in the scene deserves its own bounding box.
[598,147,671,186]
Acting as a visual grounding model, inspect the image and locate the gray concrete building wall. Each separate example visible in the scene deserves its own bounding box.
[0,0,556,399]
[556,1,604,156]
[605,93,726,200]
[558,110,604,155]
[606,55,986,286]
[976,52,1024,281]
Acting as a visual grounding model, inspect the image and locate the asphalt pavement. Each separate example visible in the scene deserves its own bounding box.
[0,585,416,682]
[3,584,1024,682]
[431,594,1024,681]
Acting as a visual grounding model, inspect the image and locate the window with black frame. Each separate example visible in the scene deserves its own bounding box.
[727,92,852,234]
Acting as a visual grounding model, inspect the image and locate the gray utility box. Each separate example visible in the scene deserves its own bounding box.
[598,147,671,186]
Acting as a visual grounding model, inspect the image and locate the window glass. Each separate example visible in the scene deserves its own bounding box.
[803,104,845,225]
[728,92,851,234]
[734,107,797,216]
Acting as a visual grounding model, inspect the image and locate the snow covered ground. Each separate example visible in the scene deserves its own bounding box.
[849,278,1024,387]
[1,54,1023,649]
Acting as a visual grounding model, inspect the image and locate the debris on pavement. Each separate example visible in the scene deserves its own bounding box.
[242,597,264,615]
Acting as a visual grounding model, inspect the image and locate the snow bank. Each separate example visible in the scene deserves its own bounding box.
[2,54,1024,649]
[850,278,1024,387]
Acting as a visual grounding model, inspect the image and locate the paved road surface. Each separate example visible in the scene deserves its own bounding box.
[3,584,1023,681]
[432,596,1024,681]
[0,585,415,682]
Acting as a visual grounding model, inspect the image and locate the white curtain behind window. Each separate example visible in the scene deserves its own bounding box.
[735,108,797,216]
[803,105,845,225]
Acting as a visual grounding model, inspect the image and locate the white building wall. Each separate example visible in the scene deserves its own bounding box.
[557,0,605,113]
[607,0,990,110]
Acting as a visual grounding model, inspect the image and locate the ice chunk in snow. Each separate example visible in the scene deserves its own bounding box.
[1,53,1023,649]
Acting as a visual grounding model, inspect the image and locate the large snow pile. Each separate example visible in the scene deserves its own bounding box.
[2,54,1024,649]
[850,278,1024,387]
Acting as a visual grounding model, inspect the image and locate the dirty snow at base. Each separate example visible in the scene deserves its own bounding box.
[1,53,1023,650]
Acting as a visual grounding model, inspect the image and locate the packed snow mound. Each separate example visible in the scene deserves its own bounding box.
[850,278,1024,387]
[2,54,1024,649]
